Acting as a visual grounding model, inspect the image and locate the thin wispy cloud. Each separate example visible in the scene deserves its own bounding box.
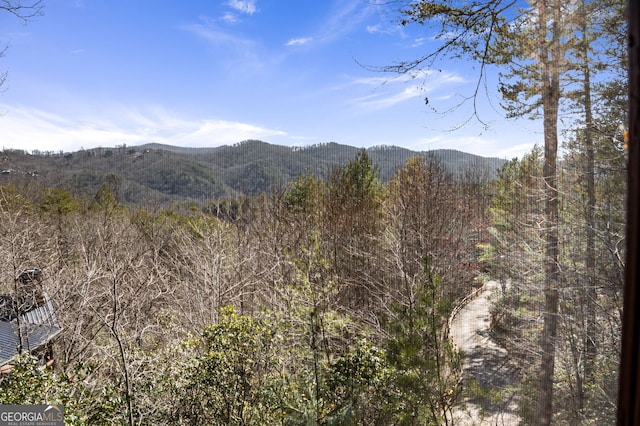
[316,0,375,44]
[228,0,258,15]
[348,69,462,88]
[0,2,528,158]
[285,37,312,47]
[180,120,285,146]
[366,22,403,36]
[221,13,240,24]
[278,1,371,49]
[345,70,466,112]
[411,37,426,48]
[431,31,458,42]
[349,86,424,111]
[366,24,381,34]
[0,105,287,152]
[180,18,270,71]
[182,21,251,47]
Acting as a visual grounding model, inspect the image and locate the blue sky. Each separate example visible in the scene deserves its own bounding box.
[0,0,541,158]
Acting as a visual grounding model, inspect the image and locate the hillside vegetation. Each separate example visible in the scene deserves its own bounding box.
[0,140,505,207]
[0,150,489,424]
[0,141,624,424]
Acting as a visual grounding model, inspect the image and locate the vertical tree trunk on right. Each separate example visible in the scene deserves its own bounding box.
[537,0,562,424]
[579,0,598,406]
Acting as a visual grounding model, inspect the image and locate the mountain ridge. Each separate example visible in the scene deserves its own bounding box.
[0,140,506,207]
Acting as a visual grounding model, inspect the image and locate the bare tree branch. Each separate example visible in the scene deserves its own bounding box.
[0,0,44,23]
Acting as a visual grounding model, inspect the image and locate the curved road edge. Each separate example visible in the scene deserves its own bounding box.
[449,280,521,425]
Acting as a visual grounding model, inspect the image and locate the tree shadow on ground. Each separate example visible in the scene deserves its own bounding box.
[458,328,522,423]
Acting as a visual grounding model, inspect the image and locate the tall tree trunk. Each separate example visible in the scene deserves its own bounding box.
[580,0,598,405]
[537,0,562,424]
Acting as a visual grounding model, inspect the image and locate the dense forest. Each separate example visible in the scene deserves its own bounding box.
[0,0,629,424]
[0,141,504,205]
[0,135,626,424]
[0,150,488,424]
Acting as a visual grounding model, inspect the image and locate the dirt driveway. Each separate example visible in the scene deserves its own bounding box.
[450,281,521,425]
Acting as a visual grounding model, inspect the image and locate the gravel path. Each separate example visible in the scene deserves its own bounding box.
[450,281,521,425]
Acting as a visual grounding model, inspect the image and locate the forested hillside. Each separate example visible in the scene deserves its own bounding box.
[0,0,629,422]
[0,141,504,207]
[0,129,626,424]
[0,151,490,424]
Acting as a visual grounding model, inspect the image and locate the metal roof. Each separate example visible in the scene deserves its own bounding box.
[0,292,62,367]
